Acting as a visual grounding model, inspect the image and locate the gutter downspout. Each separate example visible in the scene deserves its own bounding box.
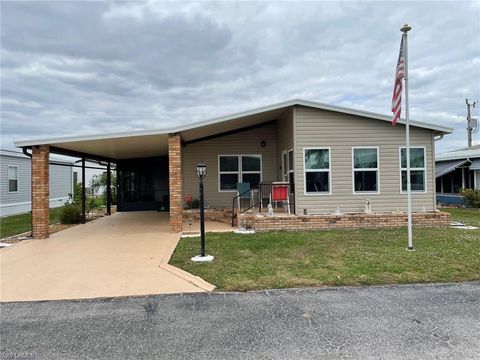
[22,147,32,158]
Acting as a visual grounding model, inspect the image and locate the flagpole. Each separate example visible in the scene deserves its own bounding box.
[401,24,414,251]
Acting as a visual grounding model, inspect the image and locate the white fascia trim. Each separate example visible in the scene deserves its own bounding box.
[293,99,453,134]
[14,128,172,148]
[436,154,480,162]
[14,99,454,148]
[173,99,454,134]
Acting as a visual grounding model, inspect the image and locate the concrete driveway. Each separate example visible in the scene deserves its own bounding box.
[0,212,217,302]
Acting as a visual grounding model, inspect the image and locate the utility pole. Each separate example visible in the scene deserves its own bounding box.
[466,99,477,147]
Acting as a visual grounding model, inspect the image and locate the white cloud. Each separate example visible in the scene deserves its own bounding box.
[1,0,479,153]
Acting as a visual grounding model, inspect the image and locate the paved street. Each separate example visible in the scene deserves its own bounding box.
[1,282,479,359]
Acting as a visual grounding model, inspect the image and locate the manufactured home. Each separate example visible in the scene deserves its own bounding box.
[0,149,73,217]
[14,99,453,238]
[436,144,480,205]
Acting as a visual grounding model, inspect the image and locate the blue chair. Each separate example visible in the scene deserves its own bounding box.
[236,182,253,210]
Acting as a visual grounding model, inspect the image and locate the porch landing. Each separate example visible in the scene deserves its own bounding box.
[0,212,220,302]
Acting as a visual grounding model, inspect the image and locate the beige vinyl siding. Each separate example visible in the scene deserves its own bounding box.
[182,124,277,208]
[276,108,294,180]
[294,106,436,213]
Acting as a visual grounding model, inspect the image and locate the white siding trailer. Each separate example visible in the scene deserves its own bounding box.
[0,149,73,217]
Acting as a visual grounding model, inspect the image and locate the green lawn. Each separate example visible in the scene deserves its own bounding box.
[0,207,64,239]
[170,208,480,291]
[441,207,480,227]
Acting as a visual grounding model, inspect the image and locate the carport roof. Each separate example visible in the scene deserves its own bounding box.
[15,99,453,160]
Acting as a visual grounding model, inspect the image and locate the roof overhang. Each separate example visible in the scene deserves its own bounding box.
[15,99,454,160]
[470,159,480,171]
[34,132,171,160]
[435,159,469,178]
[173,99,454,136]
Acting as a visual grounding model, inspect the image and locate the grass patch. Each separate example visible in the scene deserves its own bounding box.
[0,207,64,239]
[440,207,480,227]
[170,208,480,291]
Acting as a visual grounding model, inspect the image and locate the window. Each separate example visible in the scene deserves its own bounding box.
[288,150,294,192]
[218,155,262,191]
[8,165,19,192]
[304,148,330,194]
[353,147,379,193]
[282,149,295,192]
[400,147,426,192]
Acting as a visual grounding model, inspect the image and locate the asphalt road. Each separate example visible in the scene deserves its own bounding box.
[1,282,479,360]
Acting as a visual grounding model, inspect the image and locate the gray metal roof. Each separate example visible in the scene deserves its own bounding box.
[14,99,454,149]
[435,159,469,178]
[436,144,480,161]
[470,159,480,170]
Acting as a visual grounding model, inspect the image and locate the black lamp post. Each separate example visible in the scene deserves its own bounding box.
[196,161,207,256]
[191,161,213,262]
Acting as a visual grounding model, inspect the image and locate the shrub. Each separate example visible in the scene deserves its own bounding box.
[60,204,83,224]
[188,198,200,209]
[460,188,480,208]
[89,197,103,209]
[67,182,83,205]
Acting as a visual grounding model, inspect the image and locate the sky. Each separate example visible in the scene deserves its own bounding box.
[1,0,479,154]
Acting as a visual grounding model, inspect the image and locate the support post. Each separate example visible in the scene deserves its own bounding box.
[81,157,86,224]
[106,162,112,216]
[31,145,50,239]
[168,134,183,232]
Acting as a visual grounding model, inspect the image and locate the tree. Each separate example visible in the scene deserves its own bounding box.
[89,172,117,205]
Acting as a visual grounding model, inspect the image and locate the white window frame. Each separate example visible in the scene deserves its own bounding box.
[281,148,294,183]
[352,146,380,195]
[399,146,427,194]
[7,165,19,193]
[218,154,263,192]
[303,147,332,196]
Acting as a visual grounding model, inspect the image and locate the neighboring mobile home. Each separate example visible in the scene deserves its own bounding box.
[14,99,453,237]
[435,145,480,205]
[0,149,73,217]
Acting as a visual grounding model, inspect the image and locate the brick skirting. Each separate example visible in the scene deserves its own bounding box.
[241,211,451,232]
[183,208,233,224]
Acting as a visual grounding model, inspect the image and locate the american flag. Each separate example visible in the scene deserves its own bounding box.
[391,35,405,125]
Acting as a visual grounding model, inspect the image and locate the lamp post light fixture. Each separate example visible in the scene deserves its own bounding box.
[191,161,214,263]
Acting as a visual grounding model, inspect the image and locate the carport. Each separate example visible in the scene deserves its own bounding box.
[16,130,184,237]
[15,99,340,238]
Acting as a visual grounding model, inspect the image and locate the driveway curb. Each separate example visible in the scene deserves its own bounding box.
[159,233,216,292]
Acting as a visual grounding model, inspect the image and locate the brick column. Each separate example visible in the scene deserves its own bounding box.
[168,134,183,232]
[31,145,50,239]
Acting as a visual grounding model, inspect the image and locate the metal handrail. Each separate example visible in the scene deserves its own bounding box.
[231,183,276,226]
